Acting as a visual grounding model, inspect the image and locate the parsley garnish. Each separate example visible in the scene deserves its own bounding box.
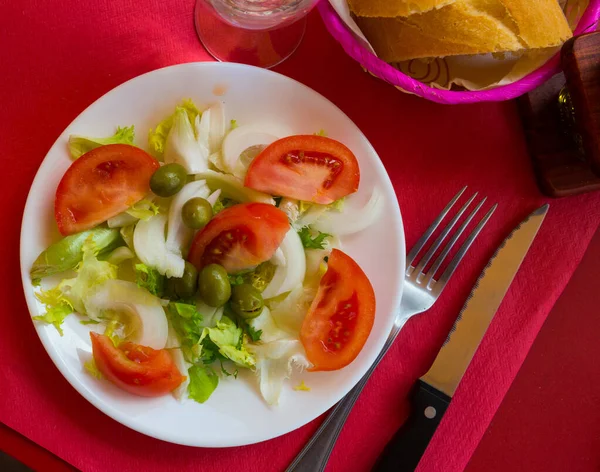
[246,323,263,342]
[297,226,331,250]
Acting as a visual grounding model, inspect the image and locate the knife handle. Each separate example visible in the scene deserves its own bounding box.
[372,380,451,472]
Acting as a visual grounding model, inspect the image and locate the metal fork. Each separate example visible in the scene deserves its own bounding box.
[286,187,497,472]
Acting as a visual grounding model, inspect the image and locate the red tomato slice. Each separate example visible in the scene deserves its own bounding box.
[300,249,375,371]
[55,144,160,235]
[90,333,185,397]
[188,202,289,274]
[244,135,360,205]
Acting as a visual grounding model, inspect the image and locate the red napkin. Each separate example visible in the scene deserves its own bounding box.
[1,2,599,472]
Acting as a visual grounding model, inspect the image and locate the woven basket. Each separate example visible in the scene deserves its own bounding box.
[318,1,600,104]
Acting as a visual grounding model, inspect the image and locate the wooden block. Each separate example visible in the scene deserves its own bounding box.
[517,32,600,197]
[562,33,600,173]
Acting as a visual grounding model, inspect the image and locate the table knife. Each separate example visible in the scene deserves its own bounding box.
[373,204,549,472]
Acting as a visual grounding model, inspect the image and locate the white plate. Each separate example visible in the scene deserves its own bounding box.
[20,63,405,447]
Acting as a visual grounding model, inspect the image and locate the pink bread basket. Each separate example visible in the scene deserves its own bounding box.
[318,1,600,104]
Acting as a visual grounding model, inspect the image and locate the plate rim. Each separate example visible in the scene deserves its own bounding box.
[19,61,406,447]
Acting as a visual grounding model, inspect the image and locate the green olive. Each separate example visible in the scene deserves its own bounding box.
[198,264,231,307]
[170,262,198,299]
[150,163,187,197]
[182,197,213,229]
[230,284,264,320]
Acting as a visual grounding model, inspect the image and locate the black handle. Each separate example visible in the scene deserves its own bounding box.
[372,380,451,472]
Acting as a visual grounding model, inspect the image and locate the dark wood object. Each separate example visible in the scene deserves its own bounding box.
[517,32,600,197]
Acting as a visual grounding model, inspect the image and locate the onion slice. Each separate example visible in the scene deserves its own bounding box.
[86,279,169,349]
[164,107,208,174]
[262,229,306,299]
[222,123,293,177]
[134,214,185,278]
[195,170,275,204]
[313,187,384,236]
[166,181,210,254]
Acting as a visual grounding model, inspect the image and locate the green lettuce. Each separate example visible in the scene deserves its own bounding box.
[68,126,135,159]
[297,226,331,250]
[84,359,103,379]
[135,263,165,297]
[167,302,205,362]
[188,365,219,403]
[58,240,118,314]
[203,316,255,368]
[33,287,73,335]
[148,99,201,157]
[213,197,239,214]
[125,199,159,221]
[30,228,120,283]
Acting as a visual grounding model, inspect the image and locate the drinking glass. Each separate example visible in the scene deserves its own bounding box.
[195,0,319,69]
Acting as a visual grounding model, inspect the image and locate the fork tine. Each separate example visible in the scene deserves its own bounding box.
[422,197,487,287]
[412,192,478,280]
[430,203,498,295]
[406,186,467,273]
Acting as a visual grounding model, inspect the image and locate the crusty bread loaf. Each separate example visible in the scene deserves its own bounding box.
[347,0,456,18]
[354,0,573,62]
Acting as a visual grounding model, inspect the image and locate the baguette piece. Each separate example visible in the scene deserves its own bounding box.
[354,0,573,62]
[347,0,456,17]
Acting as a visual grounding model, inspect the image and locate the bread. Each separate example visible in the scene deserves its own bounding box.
[354,0,573,62]
[347,0,456,18]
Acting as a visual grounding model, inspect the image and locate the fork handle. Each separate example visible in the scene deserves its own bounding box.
[285,374,369,472]
[372,380,450,472]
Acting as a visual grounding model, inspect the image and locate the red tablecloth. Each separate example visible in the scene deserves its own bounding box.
[1,1,599,472]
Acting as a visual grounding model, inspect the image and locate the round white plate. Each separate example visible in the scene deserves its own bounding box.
[20,62,405,447]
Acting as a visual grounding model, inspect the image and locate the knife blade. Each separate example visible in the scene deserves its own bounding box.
[373,204,549,472]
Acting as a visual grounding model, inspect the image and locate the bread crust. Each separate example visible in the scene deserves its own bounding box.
[354,0,573,62]
[347,0,456,18]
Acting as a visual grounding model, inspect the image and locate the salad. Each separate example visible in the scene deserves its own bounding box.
[30,99,384,406]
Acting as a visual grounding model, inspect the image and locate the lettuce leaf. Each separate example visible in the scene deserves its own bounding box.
[125,199,160,221]
[33,287,73,335]
[135,263,165,297]
[212,197,238,214]
[84,358,103,379]
[188,365,219,403]
[297,226,331,250]
[167,302,205,362]
[30,227,120,283]
[203,316,255,368]
[164,106,209,173]
[68,126,135,159]
[58,240,118,314]
[148,99,201,157]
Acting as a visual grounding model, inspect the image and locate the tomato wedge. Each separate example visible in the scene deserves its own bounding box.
[244,135,360,205]
[90,333,185,397]
[300,249,375,371]
[188,202,289,274]
[55,144,160,235]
